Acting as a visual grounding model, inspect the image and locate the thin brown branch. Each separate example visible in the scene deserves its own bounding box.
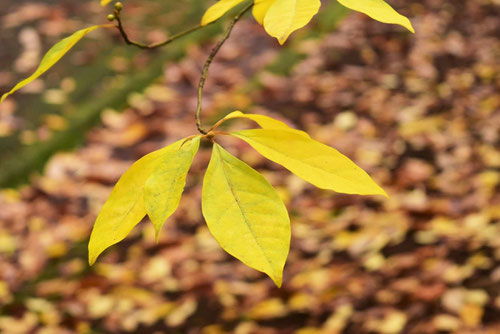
[195,2,253,134]
[113,8,207,50]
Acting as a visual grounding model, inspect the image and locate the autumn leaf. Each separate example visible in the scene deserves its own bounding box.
[201,0,413,44]
[337,0,414,33]
[201,0,247,25]
[216,110,309,137]
[252,0,276,24]
[263,0,321,45]
[1,25,108,104]
[202,144,290,287]
[232,129,388,197]
[88,137,199,265]
[144,137,201,240]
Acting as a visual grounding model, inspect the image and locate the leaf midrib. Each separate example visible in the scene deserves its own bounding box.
[216,146,275,272]
[235,133,374,193]
[108,154,164,241]
[153,156,188,225]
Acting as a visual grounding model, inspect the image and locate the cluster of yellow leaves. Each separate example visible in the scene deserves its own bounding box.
[0,1,415,104]
[202,0,414,44]
[0,0,402,286]
[89,111,387,286]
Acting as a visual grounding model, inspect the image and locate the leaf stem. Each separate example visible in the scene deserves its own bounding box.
[113,8,208,49]
[213,131,232,137]
[208,117,228,132]
[195,2,253,134]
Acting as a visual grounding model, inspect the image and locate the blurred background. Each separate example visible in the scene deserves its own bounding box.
[0,0,499,333]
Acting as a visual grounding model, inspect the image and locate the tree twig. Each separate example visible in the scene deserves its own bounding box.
[195,2,253,134]
[113,7,208,49]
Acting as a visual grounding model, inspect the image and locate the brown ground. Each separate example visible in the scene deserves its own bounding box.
[0,0,499,333]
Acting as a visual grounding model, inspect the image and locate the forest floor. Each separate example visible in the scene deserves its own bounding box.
[0,0,499,333]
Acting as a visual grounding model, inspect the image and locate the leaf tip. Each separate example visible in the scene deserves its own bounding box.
[270,273,283,288]
[88,252,97,266]
[276,33,291,45]
[268,267,284,288]
[404,19,415,34]
[154,227,161,244]
[201,17,211,26]
[201,9,218,26]
[88,238,104,266]
[371,183,389,199]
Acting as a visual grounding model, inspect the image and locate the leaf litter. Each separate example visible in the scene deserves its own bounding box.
[0,0,499,333]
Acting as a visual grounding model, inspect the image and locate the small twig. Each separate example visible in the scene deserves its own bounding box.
[195,2,253,134]
[113,7,207,49]
[109,1,252,133]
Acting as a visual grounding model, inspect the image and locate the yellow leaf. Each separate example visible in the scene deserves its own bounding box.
[336,0,414,33]
[101,0,112,6]
[144,137,201,239]
[219,111,309,137]
[201,0,246,26]
[88,138,194,265]
[202,144,290,286]
[1,25,107,104]
[253,0,277,24]
[263,0,321,44]
[232,129,388,197]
